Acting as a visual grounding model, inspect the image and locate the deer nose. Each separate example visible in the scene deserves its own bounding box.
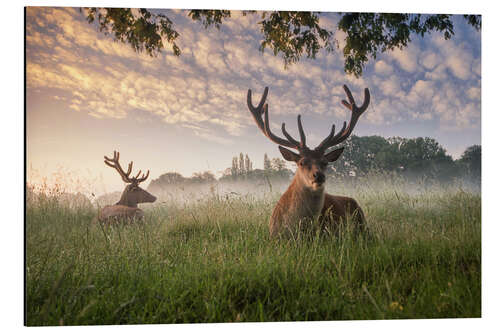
[314,172,325,183]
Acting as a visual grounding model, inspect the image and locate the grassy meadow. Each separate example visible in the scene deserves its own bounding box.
[25,175,481,325]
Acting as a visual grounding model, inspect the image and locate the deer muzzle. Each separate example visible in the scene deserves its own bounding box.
[313,171,326,185]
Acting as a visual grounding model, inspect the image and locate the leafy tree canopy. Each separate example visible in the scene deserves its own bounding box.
[458,144,481,179]
[327,135,474,182]
[83,8,480,76]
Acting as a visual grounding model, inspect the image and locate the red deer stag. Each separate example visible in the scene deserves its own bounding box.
[97,151,157,223]
[247,85,370,236]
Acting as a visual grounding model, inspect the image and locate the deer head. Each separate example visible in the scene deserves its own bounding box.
[247,85,370,190]
[104,151,157,207]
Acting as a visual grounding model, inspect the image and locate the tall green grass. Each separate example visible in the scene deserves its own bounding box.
[26,180,480,325]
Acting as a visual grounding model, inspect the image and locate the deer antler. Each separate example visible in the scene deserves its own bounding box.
[314,85,370,152]
[247,87,307,151]
[104,151,150,184]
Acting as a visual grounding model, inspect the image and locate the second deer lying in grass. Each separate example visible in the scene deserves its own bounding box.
[247,85,369,237]
[98,151,156,224]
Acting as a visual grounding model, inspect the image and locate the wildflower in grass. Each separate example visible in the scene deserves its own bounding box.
[390,301,403,311]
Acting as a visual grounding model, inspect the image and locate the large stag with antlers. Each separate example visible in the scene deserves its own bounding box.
[247,85,370,236]
[97,151,156,223]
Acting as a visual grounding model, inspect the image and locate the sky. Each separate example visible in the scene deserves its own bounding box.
[26,6,481,194]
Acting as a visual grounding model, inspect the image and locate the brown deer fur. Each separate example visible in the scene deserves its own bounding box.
[247,85,369,236]
[321,194,365,232]
[98,205,144,222]
[97,151,156,224]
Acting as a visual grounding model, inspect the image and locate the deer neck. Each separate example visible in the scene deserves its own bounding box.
[287,173,325,217]
[116,190,137,208]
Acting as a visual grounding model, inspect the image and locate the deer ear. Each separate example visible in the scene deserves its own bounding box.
[278,146,301,162]
[324,147,344,162]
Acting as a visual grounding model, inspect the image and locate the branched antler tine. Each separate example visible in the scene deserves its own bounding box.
[263,105,298,149]
[247,89,266,133]
[247,87,269,113]
[297,115,306,147]
[247,89,256,111]
[103,150,134,183]
[316,124,336,150]
[317,86,370,149]
[329,121,348,143]
[341,99,352,110]
[137,170,150,183]
[256,87,268,111]
[359,88,371,112]
[281,123,300,146]
[134,170,142,179]
[247,87,302,150]
[126,161,132,177]
[315,121,348,152]
[320,86,370,151]
[104,150,117,162]
[343,84,355,105]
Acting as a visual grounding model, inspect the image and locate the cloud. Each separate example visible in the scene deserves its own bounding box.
[387,44,419,73]
[430,33,478,81]
[419,50,440,70]
[407,80,435,104]
[379,75,403,97]
[429,81,480,131]
[446,52,472,80]
[374,60,393,76]
[26,7,481,140]
[424,64,448,81]
[472,59,481,77]
[467,87,481,100]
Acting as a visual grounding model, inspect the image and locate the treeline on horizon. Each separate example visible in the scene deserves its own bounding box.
[147,135,481,192]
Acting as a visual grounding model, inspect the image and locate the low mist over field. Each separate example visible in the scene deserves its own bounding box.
[27,136,481,208]
[27,171,480,210]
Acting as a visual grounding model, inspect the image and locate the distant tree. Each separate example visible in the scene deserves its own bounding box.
[149,172,185,187]
[269,157,293,180]
[327,135,459,181]
[458,145,481,180]
[220,152,292,183]
[231,156,239,176]
[147,172,186,192]
[148,170,217,191]
[263,153,272,171]
[388,137,458,181]
[329,135,391,176]
[271,157,287,171]
[226,153,255,179]
[239,153,245,175]
[245,154,252,173]
[83,8,480,76]
[191,171,216,183]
